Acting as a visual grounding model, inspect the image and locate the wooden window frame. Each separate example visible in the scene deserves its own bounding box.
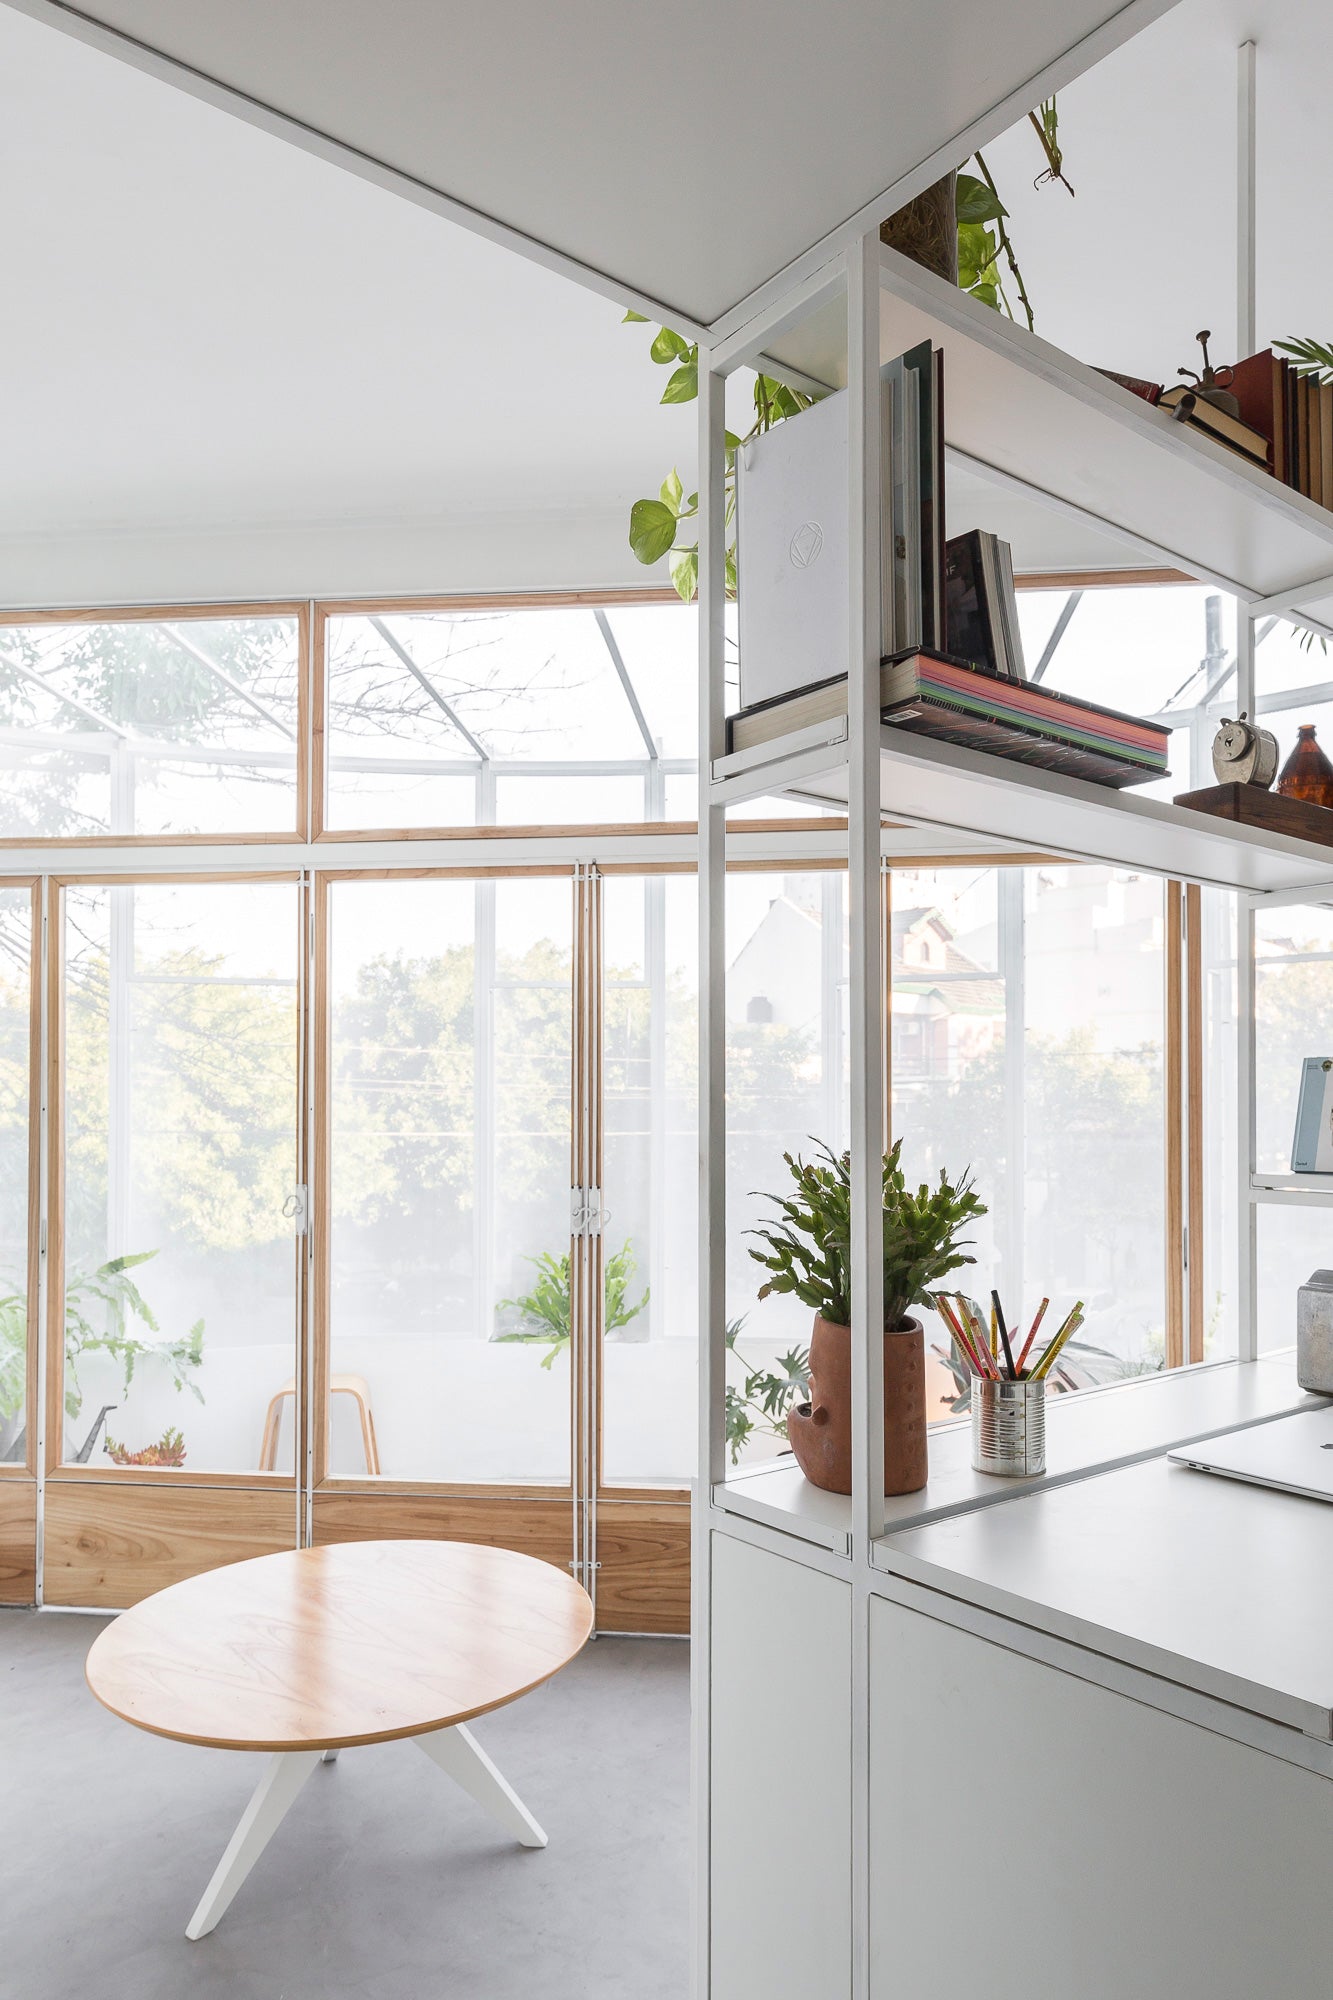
[0,601,310,848]
[44,870,306,1486]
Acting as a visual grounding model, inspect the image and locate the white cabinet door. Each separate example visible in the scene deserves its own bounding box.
[870,1594,1333,2000]
[710,1533,852,2000]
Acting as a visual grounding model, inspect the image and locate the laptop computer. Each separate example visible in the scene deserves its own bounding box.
[1169,1404,1333,1502]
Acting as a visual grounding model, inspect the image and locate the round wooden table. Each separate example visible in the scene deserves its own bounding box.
[85,1539,593,1940]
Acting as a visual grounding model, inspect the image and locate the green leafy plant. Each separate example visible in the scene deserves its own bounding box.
[1275,337,1333,383]
[723,1315,810,1465]
[0,1251,204,1454]
[749,1139,987,1330]
[622,310,819,602]
[497,1241,648,1368]
[625,103,1072,597]
[62,1251,204,1422]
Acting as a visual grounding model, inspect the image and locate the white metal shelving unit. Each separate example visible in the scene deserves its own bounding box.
[695,82,1333,1999]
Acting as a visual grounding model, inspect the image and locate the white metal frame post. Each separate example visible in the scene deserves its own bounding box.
[1235,36,1260,1361]
[692,339,728,2000]
[846,227,886,2000]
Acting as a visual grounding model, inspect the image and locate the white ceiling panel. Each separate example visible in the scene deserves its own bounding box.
[4,0,1177,328]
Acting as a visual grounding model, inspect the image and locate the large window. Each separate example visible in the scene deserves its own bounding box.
[322,601,697,832]
[324,874,574,1484]
[0,886,33,1469]
[893,863,1175,1416]
[0,612,303,839]
[57,879,300,1472]
[0,583,1254,1621]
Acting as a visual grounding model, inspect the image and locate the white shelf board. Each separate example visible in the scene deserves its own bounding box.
[713,724,1333,897]
[712,1459,851,1556]
[873,1354,1315,1538]
[765,242,1333,615]
[711,1358,1314,1562]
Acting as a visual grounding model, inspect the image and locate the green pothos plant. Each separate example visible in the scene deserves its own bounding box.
[626,102,1072,599]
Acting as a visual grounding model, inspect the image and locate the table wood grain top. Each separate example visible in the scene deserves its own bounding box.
[85,1539,594,1751]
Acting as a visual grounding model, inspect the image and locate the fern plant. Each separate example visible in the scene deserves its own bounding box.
[497,1241,648,1369]
[723,1315,810,1465]
[749,1139,986,1330]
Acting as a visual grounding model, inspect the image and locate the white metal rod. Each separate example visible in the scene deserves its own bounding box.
[1237,42,1257,359]
[692,341,728,2000]
[846,229,884,2000]
[846,232,886,1543]
[1237,897,1259,1360]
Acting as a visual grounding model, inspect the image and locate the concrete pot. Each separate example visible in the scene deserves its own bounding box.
[787,1312,928,1496]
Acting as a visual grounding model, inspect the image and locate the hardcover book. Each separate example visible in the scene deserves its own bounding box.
[726,649,1168,790]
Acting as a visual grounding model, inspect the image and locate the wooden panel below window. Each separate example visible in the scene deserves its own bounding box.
[595,1500,690,1635]
[0,1479,37,1605]
[43,1481,298,1609]
[312,1490,576,1575]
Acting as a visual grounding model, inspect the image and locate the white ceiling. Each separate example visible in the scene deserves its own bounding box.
[1,0,1172,330]
[0,5,695,552]
[2,0,1331,603]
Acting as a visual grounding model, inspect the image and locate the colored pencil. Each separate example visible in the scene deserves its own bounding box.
[1014,1298,1050,1376]
[936,1293,992,1379]
[1032,1304,1085,1381]
[992,1289,1017,1379]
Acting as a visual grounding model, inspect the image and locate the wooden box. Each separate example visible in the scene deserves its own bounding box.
[1174,782,1333,851]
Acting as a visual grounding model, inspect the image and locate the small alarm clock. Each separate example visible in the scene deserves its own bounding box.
[1212,712,1278,788]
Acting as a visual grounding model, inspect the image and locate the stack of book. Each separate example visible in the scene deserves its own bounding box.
[944,530,1025,680]
[1096,368,1269,466]
[1230,349,1333,505]
[726,650,1170,789]
[1099,352,1333,504]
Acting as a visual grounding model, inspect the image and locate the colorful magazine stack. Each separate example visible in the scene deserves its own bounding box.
[726,650,1169,789]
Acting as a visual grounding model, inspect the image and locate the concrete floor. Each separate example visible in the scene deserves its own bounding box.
[0,1609,690,2000]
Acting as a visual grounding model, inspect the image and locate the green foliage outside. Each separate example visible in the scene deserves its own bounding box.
[749,1138,987,1330]
[0,619,297,839]
[497,1242,648,1370]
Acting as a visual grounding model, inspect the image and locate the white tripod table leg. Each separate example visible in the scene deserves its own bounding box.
[414,1724,547,1848]
[186,1749,323,1940]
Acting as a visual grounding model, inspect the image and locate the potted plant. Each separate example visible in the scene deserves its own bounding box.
[749,1140,986,1495]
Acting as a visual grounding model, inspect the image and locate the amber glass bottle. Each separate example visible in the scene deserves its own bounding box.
[1277,724,1333,808]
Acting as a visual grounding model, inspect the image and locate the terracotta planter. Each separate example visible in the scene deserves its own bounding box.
[787,1313,928,1496]
[880,173,959,285]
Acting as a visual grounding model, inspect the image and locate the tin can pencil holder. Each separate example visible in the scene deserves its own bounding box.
[971,1376,1046,1477]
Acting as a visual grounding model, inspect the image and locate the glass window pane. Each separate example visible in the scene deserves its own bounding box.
[1201,889,1240,1362]
[601,875,698,1487]
[1258,1203,1333,1356]
[60,880,299,1471]
[325,605,698,832]
[725,868,849,1469]
[1255,902,1333,1176]
[0,616,300,837]
[0,888,32,1464]
[327,875,573,1483]
[1014,584,1235,804]
[893,865,1168,1414]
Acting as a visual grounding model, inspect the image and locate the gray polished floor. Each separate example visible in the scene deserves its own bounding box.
[1,1609,689,2000]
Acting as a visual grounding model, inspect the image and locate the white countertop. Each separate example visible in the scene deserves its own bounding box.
[716,1355,1315,1555]
[881,1396,1333,1739]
